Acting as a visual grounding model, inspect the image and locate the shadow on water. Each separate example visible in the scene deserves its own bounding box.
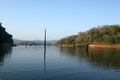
[0,45,12,67]
[59,47,120,69]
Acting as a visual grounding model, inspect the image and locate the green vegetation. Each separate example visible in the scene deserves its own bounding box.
[0,23,13,45]
[57,25,120,45]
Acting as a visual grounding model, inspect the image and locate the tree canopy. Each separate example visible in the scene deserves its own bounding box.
[0,23,13,45]
[57,25,120,44]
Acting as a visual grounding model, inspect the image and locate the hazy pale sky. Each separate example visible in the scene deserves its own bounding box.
[0,0,120,40]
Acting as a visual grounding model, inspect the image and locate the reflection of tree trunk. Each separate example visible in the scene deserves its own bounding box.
[86,47,89,56]
[61,46,63,56]
[44,48,46,72]
[85,44,89,56]
[72,46,75,55]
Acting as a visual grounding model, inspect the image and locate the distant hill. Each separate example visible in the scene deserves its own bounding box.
[13,39,23,45]
[13,39,58,46]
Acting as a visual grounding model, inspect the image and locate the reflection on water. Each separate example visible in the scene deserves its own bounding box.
[0,46,120,80]
[0,45,12,67]
[60,47,120,69]
[88,48,120,69]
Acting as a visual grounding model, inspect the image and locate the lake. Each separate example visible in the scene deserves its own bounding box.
[0,46,120,80]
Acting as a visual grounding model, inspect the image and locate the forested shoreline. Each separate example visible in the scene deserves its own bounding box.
[57,25,120,45]
[0,23,13,45]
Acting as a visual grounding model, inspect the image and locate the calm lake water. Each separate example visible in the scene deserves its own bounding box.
[0,46,120,80]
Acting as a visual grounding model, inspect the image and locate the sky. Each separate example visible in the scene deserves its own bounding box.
[0,0,120,40]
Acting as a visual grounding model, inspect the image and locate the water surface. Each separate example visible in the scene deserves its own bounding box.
[0,46,120,80]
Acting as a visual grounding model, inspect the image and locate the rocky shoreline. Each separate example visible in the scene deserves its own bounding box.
[56,44,120,48]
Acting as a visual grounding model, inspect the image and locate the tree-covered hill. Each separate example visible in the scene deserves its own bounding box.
[0,23,13,45]
[57,25,120,45]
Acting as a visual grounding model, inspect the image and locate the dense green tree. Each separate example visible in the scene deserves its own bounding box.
[0,23,13,45]
[57,25,120,44]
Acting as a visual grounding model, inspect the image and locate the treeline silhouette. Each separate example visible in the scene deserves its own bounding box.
[57,25,120,44]
[0,23,13,45]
